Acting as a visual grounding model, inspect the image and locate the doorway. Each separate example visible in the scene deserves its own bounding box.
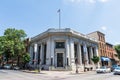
[57,53,63,67]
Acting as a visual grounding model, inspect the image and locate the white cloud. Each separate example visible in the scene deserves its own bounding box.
[88,0,96,3]
[69,0,75,3]
[99,0,109,3]
[64,0,81,3]
[101,26,107,31]
[63,0,109,4]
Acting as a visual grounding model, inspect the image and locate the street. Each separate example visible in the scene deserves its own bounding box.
[0,70,120,80]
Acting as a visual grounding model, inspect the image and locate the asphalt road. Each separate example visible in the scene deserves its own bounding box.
[0,70,120,80]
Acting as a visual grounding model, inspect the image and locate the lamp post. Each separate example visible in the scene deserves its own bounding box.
[83,51,87,72]
[50,56,53,70]
[75,58,78,73]
[84,59,87,72]
[38,59,41,73]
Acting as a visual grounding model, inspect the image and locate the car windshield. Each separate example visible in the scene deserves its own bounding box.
[5,64,11,66]
[112,65,118,68]
[100,66,106,69]
[115,67,120,70]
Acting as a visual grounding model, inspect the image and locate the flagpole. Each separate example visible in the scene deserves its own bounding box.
[59,10,61,29]
[58,9,61,29]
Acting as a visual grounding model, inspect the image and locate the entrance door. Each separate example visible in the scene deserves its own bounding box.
[57,53,63,67]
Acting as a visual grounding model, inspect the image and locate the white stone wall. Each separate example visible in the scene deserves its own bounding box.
[29,33,98,71]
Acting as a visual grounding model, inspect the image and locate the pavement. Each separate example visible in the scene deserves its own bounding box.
[0,69,120,80]
[21,69,94,75]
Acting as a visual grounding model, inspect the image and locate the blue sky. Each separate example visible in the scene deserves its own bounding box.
[0,0,120,45]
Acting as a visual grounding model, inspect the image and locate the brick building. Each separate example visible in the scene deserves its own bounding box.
[87,31,119,66]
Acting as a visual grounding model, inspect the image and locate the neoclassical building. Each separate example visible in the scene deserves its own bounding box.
[29,28,99,71]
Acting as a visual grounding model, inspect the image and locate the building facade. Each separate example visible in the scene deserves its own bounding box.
[29,28,99,71]
[106,43,119,65]
[87,31,119,66]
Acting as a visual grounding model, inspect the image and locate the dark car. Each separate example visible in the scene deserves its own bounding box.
[0,65,3,69]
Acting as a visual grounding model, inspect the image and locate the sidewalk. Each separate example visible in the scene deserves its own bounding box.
[21,69,95,75]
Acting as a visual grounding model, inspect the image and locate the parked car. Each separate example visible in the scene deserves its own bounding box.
[0,65,3,69]
[111,65,118,72]
[13,66,20,70]
[113,67,120,75]
[3,64,12,69]
[96,66,111,73]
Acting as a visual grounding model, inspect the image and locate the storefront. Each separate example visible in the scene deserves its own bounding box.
[101,57,111,66]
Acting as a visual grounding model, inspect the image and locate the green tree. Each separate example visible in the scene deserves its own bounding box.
[0,36,14,63]
[0,36,4,56]
[22,53,30,69]
[91,56,99,69]
[114,45,120,59]
[91,56,99,64]
[0,28,27,66]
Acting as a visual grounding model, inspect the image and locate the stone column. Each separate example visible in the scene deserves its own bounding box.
[46,38,51,65]
[51,39,54,66]
[90,47,93,64]
[95,46,100,68]
[78,43,82,65]
[66,39,70,66]
[34,43,38,65]
[83,43,88,65]
[29,45,33,64]
[70,39,75,67]
[95,46,99,56]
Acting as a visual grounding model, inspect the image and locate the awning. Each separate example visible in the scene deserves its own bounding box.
[101,57,111,61]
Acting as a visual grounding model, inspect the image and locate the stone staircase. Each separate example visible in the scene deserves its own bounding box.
[49,66,72,71]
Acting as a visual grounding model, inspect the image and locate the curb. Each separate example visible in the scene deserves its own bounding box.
[21,70,42,74]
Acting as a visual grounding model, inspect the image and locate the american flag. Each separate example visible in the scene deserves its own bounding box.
[57,9,60,13]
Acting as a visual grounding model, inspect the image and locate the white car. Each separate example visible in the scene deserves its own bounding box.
[13,66,20,70]
[96,66,111,73]
[113,67,120,75]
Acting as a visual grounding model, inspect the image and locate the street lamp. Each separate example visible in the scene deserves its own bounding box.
[83,51,87,72]
[84,59,87,72]
[38,59,41,73]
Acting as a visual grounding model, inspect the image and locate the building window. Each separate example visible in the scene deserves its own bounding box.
[37,46,41,64]
[32,52,35,64]
[100,50,102,56]
[74,44,77,58]
[81,45,84,64]
[92,48,95,56]
[51,57,53,66]
[67,58,69,66]
[43,44,47,64]
[32,46,35,64]
[55,42,65,48]
[87,47,91,64]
